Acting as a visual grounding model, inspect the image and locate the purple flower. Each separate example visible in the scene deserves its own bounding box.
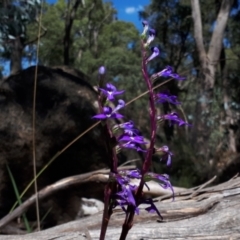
[92,99,125,120]
[118,121,134,130]
[118,121,140,136]
[118,134,147,144]
[113,121,140,136]
[121,141,146,152]
[111,170,172,218]
[155,145,173,166]
[118,169,142,181]
[98,66,106,75]
[145,28,156,46]
[112,174,139,214]
[99,83,124,101]
[143,198,162,219]
[125,169,142,179]
[116,185,136,207]
[155,93,180,105]
[157,112,190,126]
[144,172,174,200]
[152,66,186,81]
[141,20,149,36]
[146,47,160,63]
[114,99,125,112]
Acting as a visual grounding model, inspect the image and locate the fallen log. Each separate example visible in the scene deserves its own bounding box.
[0,166,185,231]
[1,175,240,239]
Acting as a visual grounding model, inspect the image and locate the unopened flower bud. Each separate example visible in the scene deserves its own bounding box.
[141,20,149,37]
[144,29,156,47]
[146,46,160,63]
[98,66,106,75]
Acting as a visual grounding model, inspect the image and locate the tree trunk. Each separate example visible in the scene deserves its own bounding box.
[63,0,82,65]
[191,0,234,161]
[10,37,23,75]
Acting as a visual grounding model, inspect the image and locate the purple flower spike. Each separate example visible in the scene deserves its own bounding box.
[156,66,186,80]
[98,66,105,75]
[99,83,124,101]
[156,93,181,105]
[147,47,160,63]
[158,112,190,127]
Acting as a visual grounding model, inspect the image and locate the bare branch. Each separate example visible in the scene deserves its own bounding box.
[0,166,136,230]
[0,165,185,230]
[1,177,240,239]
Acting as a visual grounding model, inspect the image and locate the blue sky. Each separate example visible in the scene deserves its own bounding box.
[1,0,150,76]
[47,0,151,29]
[109,0,150,29]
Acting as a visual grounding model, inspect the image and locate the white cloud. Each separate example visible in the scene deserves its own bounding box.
[125,7,136,14]
[125,5,143,14]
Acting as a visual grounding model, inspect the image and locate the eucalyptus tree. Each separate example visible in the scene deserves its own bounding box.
[0,0,43,74]
[140,0,240,184]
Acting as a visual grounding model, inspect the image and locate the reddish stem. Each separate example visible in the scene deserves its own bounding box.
[98,76,119,239]
[119,40,157,239]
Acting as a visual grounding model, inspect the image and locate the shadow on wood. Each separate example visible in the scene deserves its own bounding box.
[1,175,240,239]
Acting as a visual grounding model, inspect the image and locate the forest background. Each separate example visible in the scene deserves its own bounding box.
[0,0,240,188]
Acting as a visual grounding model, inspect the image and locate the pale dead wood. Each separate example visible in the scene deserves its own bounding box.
[0,176,240,239]
[0,166,134,230]
[0,165,185,231]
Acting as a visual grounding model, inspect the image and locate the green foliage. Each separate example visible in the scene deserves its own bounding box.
[27,0,65,65]
[140,0,240,185]
[0,0,40,48]
[6,163,32,233]
[1,0,239,186]
[28,0,146,128]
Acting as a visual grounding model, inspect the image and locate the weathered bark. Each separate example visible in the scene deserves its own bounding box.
[191,0,234,160]
[1,176,240,239]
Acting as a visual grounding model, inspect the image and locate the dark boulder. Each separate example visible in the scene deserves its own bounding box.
[0,66,108,228]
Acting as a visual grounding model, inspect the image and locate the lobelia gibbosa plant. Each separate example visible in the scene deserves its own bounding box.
[92,21,189,240]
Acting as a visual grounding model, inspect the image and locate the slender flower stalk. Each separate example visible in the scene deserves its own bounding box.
[119,27,158,240]
[96,67,120,240]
